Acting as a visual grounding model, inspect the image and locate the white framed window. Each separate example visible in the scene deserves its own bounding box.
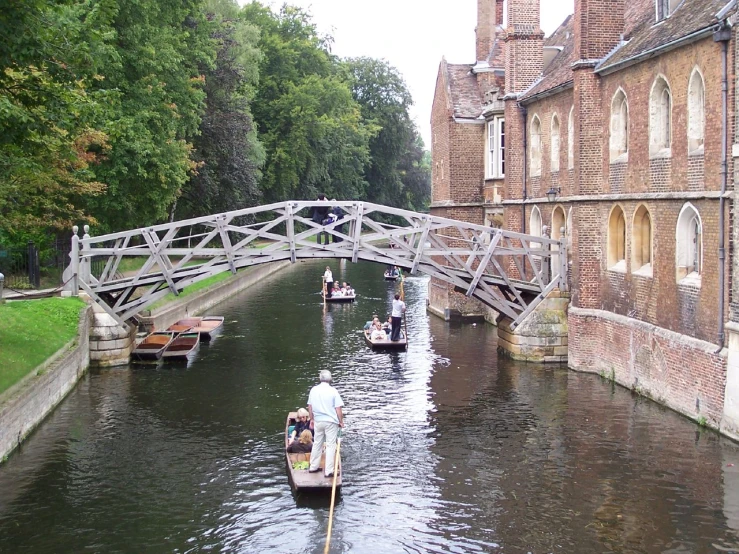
[487,116,505,178]
[656,0,682,21]
[688,68,705,153]
[568,106,574,169]
[676,203,702,283]
[610,88,629,161]
[530,115,542,177]
[649,76,672,157]
[551,114,560,173]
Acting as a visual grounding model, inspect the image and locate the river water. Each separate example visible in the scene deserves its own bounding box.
[2,260,739,553]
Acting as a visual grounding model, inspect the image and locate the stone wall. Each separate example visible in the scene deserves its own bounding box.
[497,290,569,362]
[0,306,92,461]
[569,307,727,427]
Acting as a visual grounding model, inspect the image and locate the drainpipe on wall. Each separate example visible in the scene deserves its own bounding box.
[521,104,528,234]
[715,22,731,350]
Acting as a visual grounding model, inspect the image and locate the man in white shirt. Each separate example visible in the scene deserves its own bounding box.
[390,293,406,341]
[323,266,333,298]
[307,370,344,478]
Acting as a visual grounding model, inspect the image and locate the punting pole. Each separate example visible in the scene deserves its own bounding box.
[324,430,342,554]
[322,276,326,306]
[400,272,408,346]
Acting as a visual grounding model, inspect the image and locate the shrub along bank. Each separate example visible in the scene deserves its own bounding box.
[0,297,86,395]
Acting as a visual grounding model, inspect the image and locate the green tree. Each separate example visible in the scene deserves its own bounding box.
[175,0,265,219]
[0,0,110,244]
[241,3,373,202]
[345,56,430,211]
[82,0,217,232]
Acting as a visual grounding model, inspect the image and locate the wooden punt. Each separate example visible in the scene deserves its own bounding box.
[383,271,399,281]
[285,412,341,492]
[364,328,408,350]
[324,292,356,303]
[162,332,200,360]
[132,331,177,361]
[167,317,202,334]
[190,316,224,340]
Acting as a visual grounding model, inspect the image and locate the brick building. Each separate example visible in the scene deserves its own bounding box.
[431,0,739,437]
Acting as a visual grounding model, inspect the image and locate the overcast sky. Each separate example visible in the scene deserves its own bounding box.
[269,0,574,149]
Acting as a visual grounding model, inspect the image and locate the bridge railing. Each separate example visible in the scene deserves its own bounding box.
[71,201,567,329]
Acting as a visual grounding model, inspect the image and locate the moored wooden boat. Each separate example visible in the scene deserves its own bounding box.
[132,331,177,361]
[364,328,407,350]
[167,317,202,334]
[162,332,200,360]
[323,292,356,303]
[285,412,341,492]
[190,316,224,340]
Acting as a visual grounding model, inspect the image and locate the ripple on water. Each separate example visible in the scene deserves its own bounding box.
[1,262,739,553]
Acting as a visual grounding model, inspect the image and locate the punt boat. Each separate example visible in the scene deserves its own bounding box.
[131,331,177,361]
[383,270,399,281]
[167,317,202,333]
[285,412,341,493]
[363,328,408,350]
[190,316,224,340]
[162,332,200,361]
[324,292,356,303]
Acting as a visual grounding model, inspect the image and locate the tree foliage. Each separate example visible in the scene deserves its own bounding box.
[0,0,429,248]
[241,3,373,202]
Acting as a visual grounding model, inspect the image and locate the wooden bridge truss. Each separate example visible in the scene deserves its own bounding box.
[69,201,567,329]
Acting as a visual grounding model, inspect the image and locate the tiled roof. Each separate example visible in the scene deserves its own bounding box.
[447,63,483,119]
[598,0,728,73]
[545,15,573,47]
[624,0,655,39]
[520,16,575,103]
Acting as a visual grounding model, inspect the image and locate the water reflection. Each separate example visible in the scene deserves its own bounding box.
[0,261,738,553]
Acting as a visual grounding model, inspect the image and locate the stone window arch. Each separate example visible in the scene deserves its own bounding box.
[550,206,566,277]
[610,88,629,162]
[632,204,652,275]
[568,106,574,170]
[608,205,627,271]
[688,68,705,153]
[551,114,560,173]
[530,115,542,177]
[530,205,543,259]
[676,202,702,283]
[649,76,672,156]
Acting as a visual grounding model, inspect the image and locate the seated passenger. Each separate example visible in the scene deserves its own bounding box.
[370,322,387,341]
[287,429,314,454]
[364,314,380,330]
[289,408,313,444]
[382,315,392,332]
[345,282,354,296]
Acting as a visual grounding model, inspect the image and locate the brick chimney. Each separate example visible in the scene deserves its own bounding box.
[504,0,544,95]
[476,0,496,62]
[504,0,544,220]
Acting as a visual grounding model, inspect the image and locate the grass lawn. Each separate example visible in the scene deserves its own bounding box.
[148,270,234,311]
[0,297,86,395]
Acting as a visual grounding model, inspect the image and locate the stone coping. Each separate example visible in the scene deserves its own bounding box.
[570,307,727,357]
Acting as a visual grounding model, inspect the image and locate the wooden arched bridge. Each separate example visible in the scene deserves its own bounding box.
[68,201,567,329]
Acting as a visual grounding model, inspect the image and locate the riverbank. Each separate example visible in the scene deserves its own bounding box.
[0,300,91,462]
[0,297,86,395]
[0,261,293,463]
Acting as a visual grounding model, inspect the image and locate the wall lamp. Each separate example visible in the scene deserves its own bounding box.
[546,186,561,203]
